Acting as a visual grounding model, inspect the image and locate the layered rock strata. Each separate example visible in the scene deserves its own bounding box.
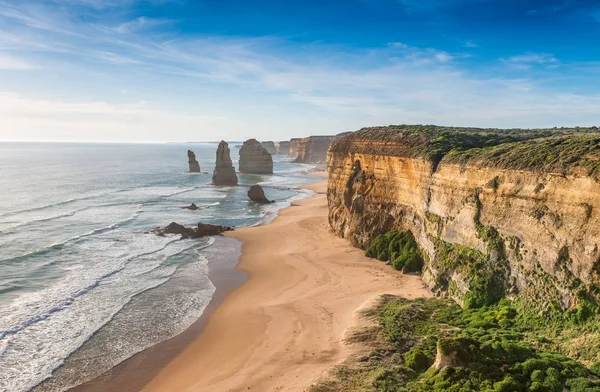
[239,139,274,174]
[212,141,238,185]
[289,138,301,159]
[295,136,335,163]
[327,126,600,310]
[187,150,200,172]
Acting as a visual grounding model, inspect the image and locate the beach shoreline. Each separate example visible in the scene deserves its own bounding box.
[140,174,431,392]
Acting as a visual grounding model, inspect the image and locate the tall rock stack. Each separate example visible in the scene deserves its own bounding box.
[187,150,200,172]
[212,141,238,185]
[261,141,277,155]
[288,138,301,159]
[276,141,290,155]
[239,139,274,174]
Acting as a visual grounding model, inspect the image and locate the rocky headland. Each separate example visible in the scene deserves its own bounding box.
[327,125,600,310]
[294,136,335,163]
[212,141,238,185]
[288,138,301,159]
[239,139,273,174]
[276,141,290,155]
[187,150,200,173]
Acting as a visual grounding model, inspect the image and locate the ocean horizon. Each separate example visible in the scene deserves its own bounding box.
[0,142,316,392]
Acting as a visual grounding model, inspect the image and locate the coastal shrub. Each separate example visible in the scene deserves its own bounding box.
[404,348,433,373]
[365,230,423,272]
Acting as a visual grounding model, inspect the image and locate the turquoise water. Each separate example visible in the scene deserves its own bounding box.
[0,142,316,392]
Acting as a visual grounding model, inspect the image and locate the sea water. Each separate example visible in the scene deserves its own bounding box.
[0,142,316,392]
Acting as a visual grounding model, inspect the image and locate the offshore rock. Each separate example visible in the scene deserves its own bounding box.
[181,203,199,210]
[261,141,277,155]
[239,139,273,174]
[212,141,238,186]
[277,141,290,155]
[248,185,273,204]
[153,222,233,239]
[187,150,200,172]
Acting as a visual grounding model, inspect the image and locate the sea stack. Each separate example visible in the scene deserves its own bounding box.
[239,139,273,174]
[260,141,277,155]
[212,141,238,185]
[247,185,273,204]
[187,150,200,172]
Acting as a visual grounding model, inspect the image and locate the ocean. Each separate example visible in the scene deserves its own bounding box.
[0,142,316,392]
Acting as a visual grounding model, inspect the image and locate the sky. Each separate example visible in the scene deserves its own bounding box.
[1,0,600,142]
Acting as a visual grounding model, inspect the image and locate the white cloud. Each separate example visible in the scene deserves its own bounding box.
[0,53,36,69]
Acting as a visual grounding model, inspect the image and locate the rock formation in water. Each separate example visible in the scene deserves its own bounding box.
[187,150,200,172]
[248,185,273,204]
[239,139,273,174]
[181,203,199,210]
[261,141,277,155]
[327,125,600,310]
[277,141,290,155]
[295,136,335,163]
[212,141,238,185]
[152,222,233,239]
[289,138,301,159]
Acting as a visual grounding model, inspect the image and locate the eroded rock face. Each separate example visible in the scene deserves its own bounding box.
[152,222,233,239]
[261,141,277,155]
[248,185,273,204]
[295,136,335,163]
[239,139,273,174]
[276,141,290,155]
[289,138,301,159]
[212,141,238,186]
[327,126,600,310]
[188,150,200,172]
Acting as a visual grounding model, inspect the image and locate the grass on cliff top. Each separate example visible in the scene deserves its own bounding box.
[330,125,600,175]
[310,296,600,392]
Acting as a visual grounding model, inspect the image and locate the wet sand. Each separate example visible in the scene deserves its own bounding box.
[141,176,431,392]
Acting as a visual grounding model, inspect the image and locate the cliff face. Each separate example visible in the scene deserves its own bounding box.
[295,136,335,163]
[276,141,290,155]
[239,139,274,174]
[289,138,301,159]
[212,141,238,185]
[328,126,600,310]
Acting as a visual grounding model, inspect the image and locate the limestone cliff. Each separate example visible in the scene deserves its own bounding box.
[295,136,335,163]
[239,139,274,174]
[212,141,238,185]
[261,141,277,155]
[187,150,200,172]
[276,141,290,155]
[328,125,600,310]
[289,138,301,159]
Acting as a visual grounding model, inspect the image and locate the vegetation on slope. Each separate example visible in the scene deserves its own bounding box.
[330,125,600,175]
[365,231,423,273]
[310,296,600,392]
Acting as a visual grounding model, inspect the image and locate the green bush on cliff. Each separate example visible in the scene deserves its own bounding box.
[365,230,423,272]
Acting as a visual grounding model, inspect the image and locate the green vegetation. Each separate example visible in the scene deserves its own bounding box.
[310,296,600,392]
[330,125,600,175]
[365,231,423,272]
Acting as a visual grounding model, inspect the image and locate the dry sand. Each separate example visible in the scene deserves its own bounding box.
[142,176,431,392]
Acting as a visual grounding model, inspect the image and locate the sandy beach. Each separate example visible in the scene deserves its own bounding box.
[141,175,431,392]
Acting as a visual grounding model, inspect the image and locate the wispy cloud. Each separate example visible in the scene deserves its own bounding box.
[0,53,37,69]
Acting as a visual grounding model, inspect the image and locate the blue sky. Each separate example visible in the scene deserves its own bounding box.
[1,0,600,142]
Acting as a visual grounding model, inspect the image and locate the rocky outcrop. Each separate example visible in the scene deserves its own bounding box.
[261,141,277,155]
[295,136,335,163]
[212,141,238,185]
[248,185,273,204]
[289,138,301,159]
[328,125,600,310]
[277,141,290,155]
[187,150,200,172]
[181,203,199,210]
[152,222,233,239]
[239,139,273,174]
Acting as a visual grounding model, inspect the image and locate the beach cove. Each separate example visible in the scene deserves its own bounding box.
[138,173,431,392]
